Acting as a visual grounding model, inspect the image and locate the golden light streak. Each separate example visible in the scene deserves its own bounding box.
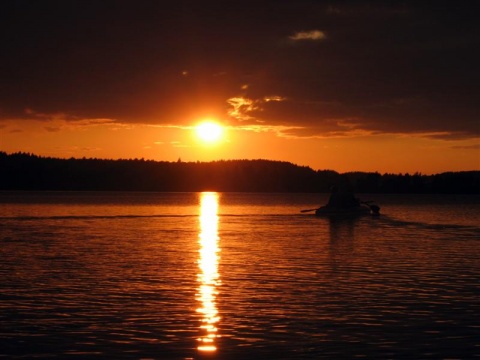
[196,192,221,353]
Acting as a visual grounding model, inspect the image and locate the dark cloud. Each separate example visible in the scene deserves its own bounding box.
[0,1,478,139]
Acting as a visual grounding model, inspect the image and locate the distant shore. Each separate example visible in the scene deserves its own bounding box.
[1,152,479,193]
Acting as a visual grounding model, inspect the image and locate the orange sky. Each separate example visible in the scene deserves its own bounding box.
[1,2,479,174]
[1,118,478,174]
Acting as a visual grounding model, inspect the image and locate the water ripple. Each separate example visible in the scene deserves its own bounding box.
[1,193,479,359]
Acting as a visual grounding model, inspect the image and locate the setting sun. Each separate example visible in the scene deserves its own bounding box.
[195,121,224,144]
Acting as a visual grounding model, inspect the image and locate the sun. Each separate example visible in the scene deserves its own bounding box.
[195,121,224,144]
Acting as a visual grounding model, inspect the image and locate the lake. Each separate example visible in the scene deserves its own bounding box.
[0,191,479,359]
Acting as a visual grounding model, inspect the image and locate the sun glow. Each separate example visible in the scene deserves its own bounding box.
[195,121,224,144]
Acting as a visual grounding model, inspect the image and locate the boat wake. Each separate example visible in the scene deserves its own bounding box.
[374,214,480,238]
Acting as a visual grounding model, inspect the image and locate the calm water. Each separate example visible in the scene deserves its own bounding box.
[0,191,479,359]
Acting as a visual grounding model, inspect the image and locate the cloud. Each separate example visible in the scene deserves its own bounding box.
[70,119,119,127]
[450,144,480,150]
[169,141,191,148]
[227,95,288,124]
[0,1,478,142]
[424,132,480,141]
[77,146,102,152]
[289,30,327,41]
[44,126,61,133]
[224,92,479,141]
[227,97,259,122]
[24,108,75,122]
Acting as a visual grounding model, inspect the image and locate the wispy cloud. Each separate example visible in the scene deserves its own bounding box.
[24,108,74,122]
[71,119,118,127]
[170,141,190,148]
[289,30,326,41]
[44,126,61,133]
[227,96,287,123]
[421,132,480,141]
[450,143,480,150]
[227,97,258,122]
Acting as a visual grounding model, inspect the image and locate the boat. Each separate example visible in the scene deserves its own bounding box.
[314,204,375,217]
[301,200,380,217]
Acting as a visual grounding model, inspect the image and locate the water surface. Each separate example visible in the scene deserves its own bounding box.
[1,192,479,359]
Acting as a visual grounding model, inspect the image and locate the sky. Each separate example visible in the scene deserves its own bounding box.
[1,0,479,174]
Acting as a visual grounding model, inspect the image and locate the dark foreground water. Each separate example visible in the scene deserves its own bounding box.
[0,192,479,359]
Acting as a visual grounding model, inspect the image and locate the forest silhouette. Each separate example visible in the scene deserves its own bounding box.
[1,152,478,193]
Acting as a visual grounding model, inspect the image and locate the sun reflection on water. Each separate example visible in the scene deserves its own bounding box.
[197,192,221,353]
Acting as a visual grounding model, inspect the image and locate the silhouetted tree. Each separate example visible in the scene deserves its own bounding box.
[0,152,478,193]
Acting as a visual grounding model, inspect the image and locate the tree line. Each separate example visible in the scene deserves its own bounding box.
[1,152,479,193]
